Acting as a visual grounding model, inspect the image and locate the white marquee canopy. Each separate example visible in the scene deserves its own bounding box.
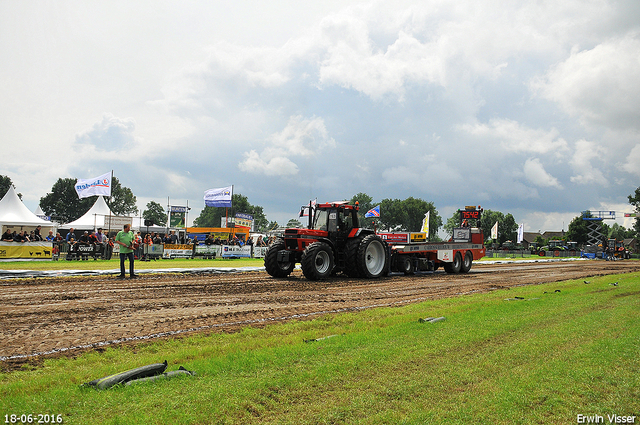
[0,186,54,228]
[59,196,116,230]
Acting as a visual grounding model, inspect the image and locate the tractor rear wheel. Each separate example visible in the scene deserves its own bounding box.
[264,240,295,278]
[460,251,473,273]
[343,237,361,278]
[444,251,463,274]
[356,234,389,278]
[301,242,334,280]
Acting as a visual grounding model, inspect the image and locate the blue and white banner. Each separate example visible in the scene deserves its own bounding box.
[204,186,233,207]
[75,172,112,199]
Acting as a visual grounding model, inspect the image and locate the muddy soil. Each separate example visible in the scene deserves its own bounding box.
[1,260,638,370]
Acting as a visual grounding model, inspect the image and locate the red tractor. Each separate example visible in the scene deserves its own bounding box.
[264,201,389,280]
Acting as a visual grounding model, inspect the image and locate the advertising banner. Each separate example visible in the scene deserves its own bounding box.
[195,245,222,257]
[106,216,133,230]
[253,246,268,258]
[163,244,194,258]
[75,171,112,199]
[170,206,187,228]
[0,241,53,260]
[143,244,164,256]
[204,186,233,207]
[452,228,471,243]
[221,245,252,258]
[378,233,410,243]
[234,217,253,229]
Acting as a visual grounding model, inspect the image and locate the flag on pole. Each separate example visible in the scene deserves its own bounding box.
[301,199,317,217]
[517,223,524,243]
[491,221,498,240]
[204,185,233,207]
[75,171,112,199]
[365,205,380,218]
[421,211,430,234]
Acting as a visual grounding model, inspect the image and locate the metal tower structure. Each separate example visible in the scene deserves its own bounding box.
[581,210,616,246]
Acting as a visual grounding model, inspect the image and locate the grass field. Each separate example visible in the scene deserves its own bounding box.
[1,272,638,424]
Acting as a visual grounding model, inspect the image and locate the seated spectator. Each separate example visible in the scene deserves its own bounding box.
[68,237,77,251]
[2,229,14,241]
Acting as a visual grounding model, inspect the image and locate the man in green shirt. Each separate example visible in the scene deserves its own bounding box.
[115,224,137,279]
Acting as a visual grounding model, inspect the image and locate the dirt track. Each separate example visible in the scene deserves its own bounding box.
[1,260,638,369]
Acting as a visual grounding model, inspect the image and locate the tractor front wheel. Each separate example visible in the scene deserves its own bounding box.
[301,242,335,280]
[264,240,295,278]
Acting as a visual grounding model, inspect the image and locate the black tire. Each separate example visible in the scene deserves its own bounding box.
[301,242,334,281]
[460,251,472,273]
[356,234,389,279]
[444,251,462,274]
[264,240,295,278]
[400,256,414,275]
[343,237,362,278]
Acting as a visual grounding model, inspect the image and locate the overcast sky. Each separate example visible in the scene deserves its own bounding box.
[1,0,639,234]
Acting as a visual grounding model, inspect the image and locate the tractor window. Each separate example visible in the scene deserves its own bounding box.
[314,209,328,231]
[341,210,354,231]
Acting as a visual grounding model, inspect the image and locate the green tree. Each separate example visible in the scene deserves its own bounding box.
[350,192,375,228]
[608,223,634,240]
[376,197,441,237]
[108,177,138,216]
[286,219,302,228]
[565,215,590,245]
[192,193,268,231]
[142,201,167,226]
[0,175,22,200]
[40,176,137,223]
[629,186,640,238]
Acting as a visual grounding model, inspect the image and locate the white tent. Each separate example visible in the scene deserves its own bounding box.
[0,186,53,229]
[59,196,116,231]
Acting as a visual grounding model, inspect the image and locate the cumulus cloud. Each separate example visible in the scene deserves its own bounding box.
[569,140,608,185]
[75,114,137,151]
[460,119,569,155]
[523,158,562,188]
[622,144,640,177]
[532,32,640,130]
[238,115,336,176]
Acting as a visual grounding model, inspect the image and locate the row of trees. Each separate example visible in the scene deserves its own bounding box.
[2,173,639,241]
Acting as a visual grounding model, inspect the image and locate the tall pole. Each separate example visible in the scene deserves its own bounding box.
[167,196,170,231]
